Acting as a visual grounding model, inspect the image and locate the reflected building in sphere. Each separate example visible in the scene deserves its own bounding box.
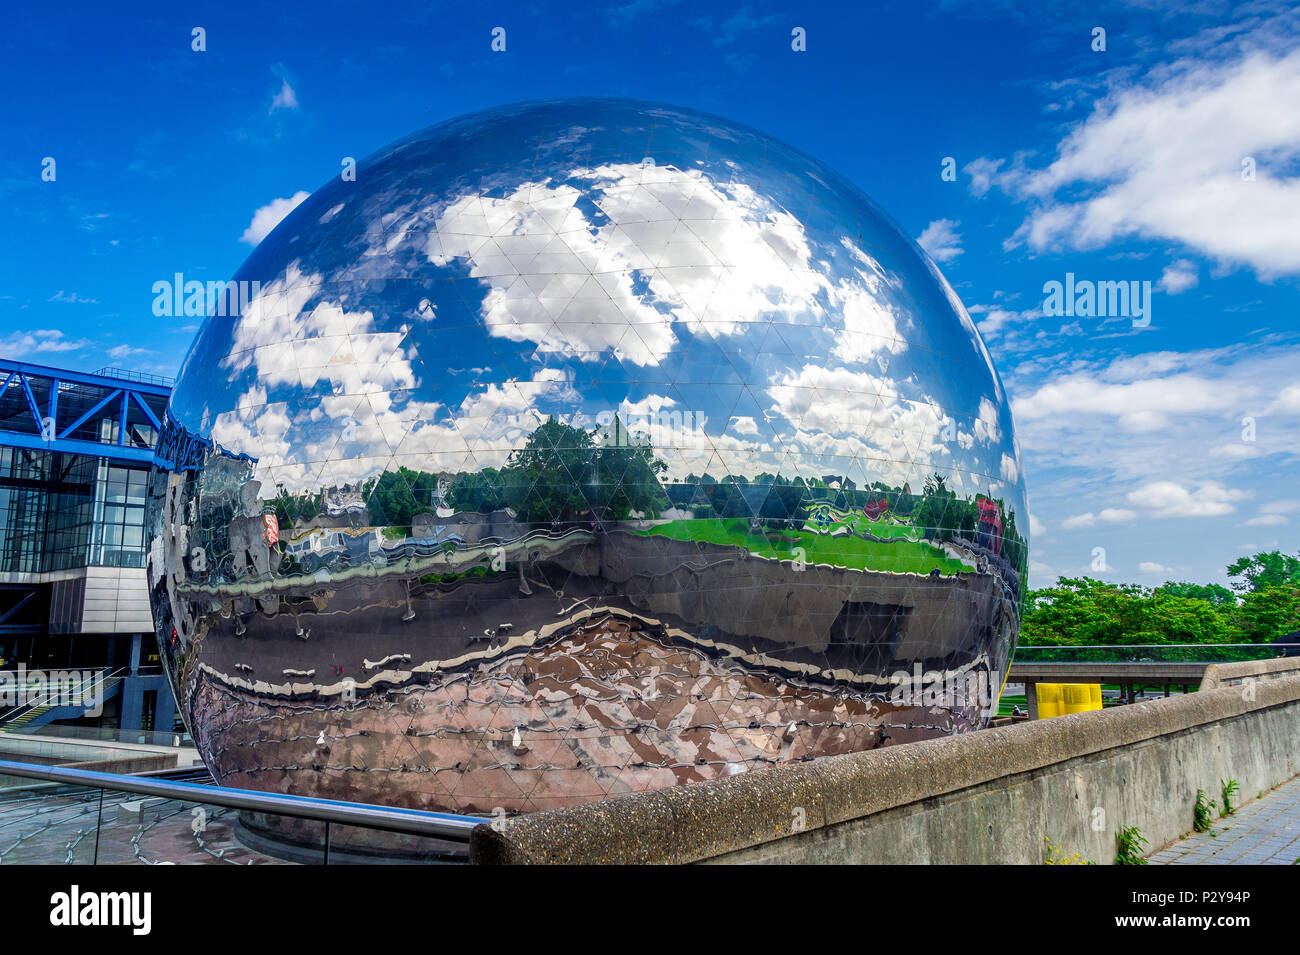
[148,99,1029,815]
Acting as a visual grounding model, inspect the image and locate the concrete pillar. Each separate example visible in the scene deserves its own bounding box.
[1024,681,1038,720]
[155,687,176,738]
[119,676,142,731]
[129,632,142,674]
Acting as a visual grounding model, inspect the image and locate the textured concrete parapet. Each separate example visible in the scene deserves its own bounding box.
[1200,656,1300,690]
[470,674,1300,864]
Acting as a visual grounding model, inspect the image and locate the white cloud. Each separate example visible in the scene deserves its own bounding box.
[1126,480,1247,518]
[1061,508,1137,530]
[1013,370,1244,424]
[611,391,771,477]
[106,344,153,361]
[0,329,86,356]
[969,303,1034,340]
[1267,384,1300,414]
[1010,348,1300,484]
[1211,442,1264,459]
[1158,259,1199,294]
[832,281,907,363]
[212,366,593,492]
[1243,514,1287,526]
[270,78,299,113]
[1009,344,1300,581]
[917,218,962,263]
[528,367,582,404]
[1029,513,1046,537]
[974,396,1002,444]
[1138,561,1172,574]
[240,191,310,245]
[418,161,913,367]
[964,157,1007,198]
[222,260,418,397]
[762,362,1018,494]
[766,364,949,485]
[994,48,1300,277]
[767,364,902,436]
[47,290,99,304]
[619,394,677,418]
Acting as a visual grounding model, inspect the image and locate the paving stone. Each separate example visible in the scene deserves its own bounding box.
[1150,774,1300,866]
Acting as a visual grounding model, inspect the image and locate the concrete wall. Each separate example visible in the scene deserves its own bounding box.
[471,667,1300,864]
[1200,655,1300,689]
[0,733,180,767]
[0,733,180,788]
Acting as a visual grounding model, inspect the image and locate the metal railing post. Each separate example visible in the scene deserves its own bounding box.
[93,787,104,864]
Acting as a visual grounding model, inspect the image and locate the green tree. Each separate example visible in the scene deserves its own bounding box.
[445,467,505,513]
[707,477,751,519]
[589,438,668,519]
[1156,581,1237,607]
[1229,584,1300,643]
[271,485,320,528]
[1226,551,1300,593]
[496,417,668,526]
[759,481,809,522]
[912,473,979,543]
[1021,577,1231,646]
[366,467,436,526]
[497,418,597,524]
[1022,578,1150,645]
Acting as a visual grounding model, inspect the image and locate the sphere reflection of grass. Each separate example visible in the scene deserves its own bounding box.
[642,517,971,575]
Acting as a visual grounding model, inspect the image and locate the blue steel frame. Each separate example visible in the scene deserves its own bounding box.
[0,359,170,465]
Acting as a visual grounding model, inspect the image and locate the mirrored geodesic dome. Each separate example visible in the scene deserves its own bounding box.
[147,98,1029,816]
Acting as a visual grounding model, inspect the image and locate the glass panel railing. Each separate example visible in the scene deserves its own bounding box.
[1013,643,1300,664]
[0,782,105,864]
[7,723,190,748]
[0,759,480,865]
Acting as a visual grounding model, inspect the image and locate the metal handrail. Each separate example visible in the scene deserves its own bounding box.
[0,665,129,726]
[0,758,481,840]
[1013,644,1300,663]
[12,723,188,747]
[91,366,175,387]
[1019,643,1300,649]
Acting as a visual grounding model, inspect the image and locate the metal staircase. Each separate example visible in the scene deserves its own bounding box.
[0,667,128,732]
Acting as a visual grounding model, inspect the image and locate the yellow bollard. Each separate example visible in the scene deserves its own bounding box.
[1036,683,1062,719]
[1062,683,1092,714]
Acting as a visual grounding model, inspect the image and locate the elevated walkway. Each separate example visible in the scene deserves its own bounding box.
[1008,648,1300,718]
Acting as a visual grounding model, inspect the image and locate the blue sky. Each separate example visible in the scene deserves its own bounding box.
[2,0,1298,587]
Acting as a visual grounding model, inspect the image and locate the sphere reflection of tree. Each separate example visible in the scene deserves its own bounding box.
[497,417,668,527]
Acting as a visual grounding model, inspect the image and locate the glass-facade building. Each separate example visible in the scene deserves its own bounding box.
[0,359,175,733]
[0,452,150,575]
